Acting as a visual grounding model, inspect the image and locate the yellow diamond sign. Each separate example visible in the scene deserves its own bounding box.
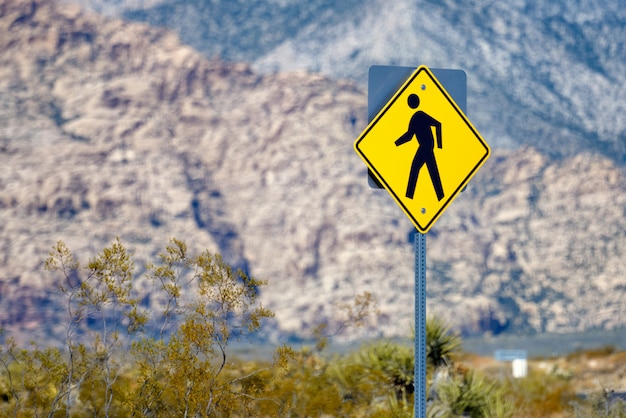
[354,65,490,233]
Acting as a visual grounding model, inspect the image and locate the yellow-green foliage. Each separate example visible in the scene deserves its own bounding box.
[1,238,281,417]
[0,237,416,417]
[500,366,576,417]
[0,340,67,417]
[129,238,276,416]
[3,237,611,417]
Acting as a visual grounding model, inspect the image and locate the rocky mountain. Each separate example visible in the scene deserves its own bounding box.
[112,0,626,164]
[1,0,625,344]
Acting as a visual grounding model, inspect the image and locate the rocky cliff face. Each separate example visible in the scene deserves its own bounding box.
[1,0,625,343]
[429,149,626,335]
[114,0,626,164]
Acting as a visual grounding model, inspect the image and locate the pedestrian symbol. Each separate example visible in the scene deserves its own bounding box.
[395,93,444,201]
[354,65,490,233]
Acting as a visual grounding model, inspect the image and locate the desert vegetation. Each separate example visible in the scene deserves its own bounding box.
[0,238,624,417]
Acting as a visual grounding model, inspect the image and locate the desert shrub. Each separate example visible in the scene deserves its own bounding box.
[569,388,626,418]
[499,366,577,417]
[2,238,282,417]
[1,237,594,417]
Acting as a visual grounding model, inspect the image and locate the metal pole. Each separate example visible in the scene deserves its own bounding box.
[414,231,427,417]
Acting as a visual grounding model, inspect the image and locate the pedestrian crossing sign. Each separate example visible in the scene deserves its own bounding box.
[354,65,490,233]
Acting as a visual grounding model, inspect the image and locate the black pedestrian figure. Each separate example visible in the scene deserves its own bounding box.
[394,93,444,201]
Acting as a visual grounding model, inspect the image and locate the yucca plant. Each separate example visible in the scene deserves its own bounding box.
[428,370,514,418]
[425,316,462,370]
[353,341,415,401]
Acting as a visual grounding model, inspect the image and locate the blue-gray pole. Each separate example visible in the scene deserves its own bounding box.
[414,231,427,417]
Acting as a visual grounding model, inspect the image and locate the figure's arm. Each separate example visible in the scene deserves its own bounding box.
[395,131,412,146]
[434,120,442,149]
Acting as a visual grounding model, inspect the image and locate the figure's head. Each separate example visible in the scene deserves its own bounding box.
[408,94,420,109]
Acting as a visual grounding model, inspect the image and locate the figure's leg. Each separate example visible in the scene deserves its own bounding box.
[426,156,444,200]
[406,152,426,199]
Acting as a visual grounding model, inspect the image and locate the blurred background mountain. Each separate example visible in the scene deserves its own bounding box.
[117,0,626,161]
[1,0,625,344]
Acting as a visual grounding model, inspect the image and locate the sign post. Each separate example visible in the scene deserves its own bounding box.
[414,232,427,417]
[354,65,490,417]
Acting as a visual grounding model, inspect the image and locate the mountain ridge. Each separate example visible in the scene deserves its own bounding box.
[1,0,626,344]
[109,0,626,165]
